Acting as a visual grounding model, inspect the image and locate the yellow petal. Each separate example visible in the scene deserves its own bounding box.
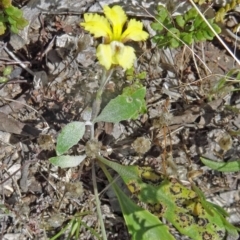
[112,43,136,70]
[103,5,127,41]
[96,44,113,70]
[121,19,149,42]
[80,13,112,40]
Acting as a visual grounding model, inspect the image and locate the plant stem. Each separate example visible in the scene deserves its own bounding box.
[92,161,108,240]
[90,68,114,240]
[91,68,114,121]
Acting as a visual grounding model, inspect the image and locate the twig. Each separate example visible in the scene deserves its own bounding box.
[3,45,35,76]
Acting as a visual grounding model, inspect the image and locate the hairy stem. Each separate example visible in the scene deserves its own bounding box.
[91,68,114,121]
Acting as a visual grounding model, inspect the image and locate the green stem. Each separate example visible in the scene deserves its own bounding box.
[92,161,107,240]
[90,67,114,240]
[91,68,114,121]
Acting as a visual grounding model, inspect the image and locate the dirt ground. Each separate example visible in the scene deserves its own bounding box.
[0,0,240,239]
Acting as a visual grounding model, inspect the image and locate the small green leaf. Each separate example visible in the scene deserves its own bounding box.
[137,71,147,80]
[49,155,86,168]
[10,24,18,33]
[201,157,240,172]
[5,6,23,18]
[56,122,85,156]
[169,38,180,48]
[0,77,8,83]
[176,15,185,28]
[194,30,206,41]
[0,22,6,35]
[156,5,169,22]
[167,28,180,38]
[94,86,146,123]
[212,77,226,93]
[3,66,12,76]
[2,0,11,8]
[16,18,28,29]
[193,16,203,28]
[0,13,6,22]
[184,8,197,22]
[212,22,221,34]
[215,8,226,22]
[201,30,212,40]
[181,32,193,44]
[235,70,240,80]
[151,22,163,31]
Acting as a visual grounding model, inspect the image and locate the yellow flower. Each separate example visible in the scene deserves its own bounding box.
[80,5,149,70]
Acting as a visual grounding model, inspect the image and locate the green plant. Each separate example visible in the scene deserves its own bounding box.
[151,5,221,49]
[0,65,12,82]
[215,0,240,22]
[208,69,240,101]
[0,0,28,35]
[49,212,101,240]
[48,4,239,240]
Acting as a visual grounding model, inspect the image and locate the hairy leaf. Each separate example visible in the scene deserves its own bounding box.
[94,85,146,123]
[56,122,85,156]
[49,155,86,168]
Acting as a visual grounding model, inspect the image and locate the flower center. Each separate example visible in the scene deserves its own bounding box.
[110,41,124,54]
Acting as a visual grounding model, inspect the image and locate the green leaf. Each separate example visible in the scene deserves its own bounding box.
[181,32,193,45]
[5,6,23,18]
[94,86,146,123]
[0,22,6,35]
[99,162,175,240]
[10,23,18,33]
[117,187,174,240]
[16,18,28,29]
[211,22,221,34]
[151,22,163,31]
[201,30,212,40]
[176,15,185,28]
[193,15,203,29]
[49,155,86,168]
[212,77,226,93]
[2,0,11,8]
[7,16,19,33]
[137,71,147,80]
[98,156,238,239]
[3,66,12,76]
[235,70,240,80]
[166,28,181,48]
[169,38,180,48]
[156,5,169,23]
[201,157,240,172]
[0,77,8,83]
[194,30,206,41]
[215,8,226,22]
[184,8,197,22]
[56,122,85,156]
[0,13,7,22]
[167,28,180,38]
